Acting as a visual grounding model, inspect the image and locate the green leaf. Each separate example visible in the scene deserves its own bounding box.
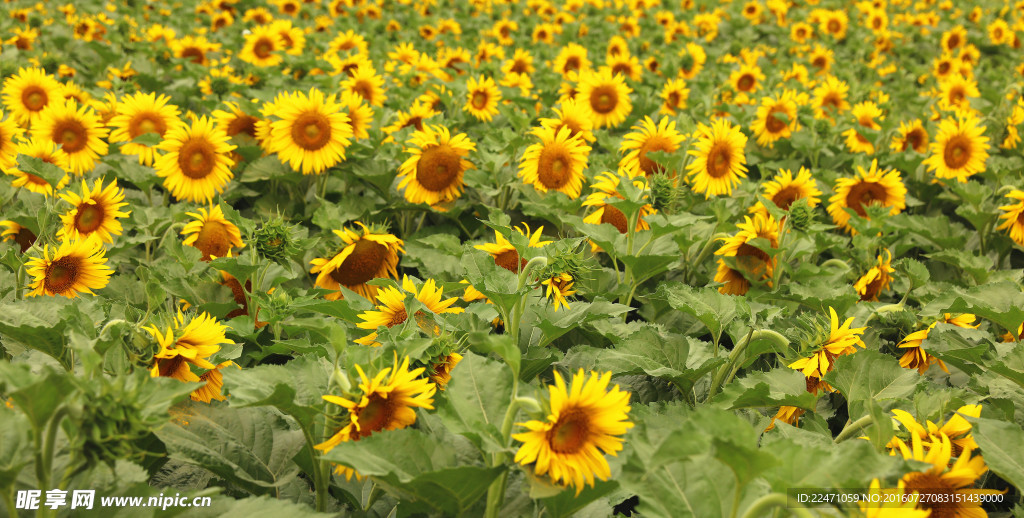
[130,132,163,147]
[15,154,65,188]
[541,480,618,518]
[824,350,920,416]
[526,297,632,349]
[0,298,76,368]
[657,283,750,346]
[222,356,331,425]
[710,368,818,411]
[865,398,895,452]
[894,257,930,288]
[467,332,519,378]
[0,410,32,489]
[968,417,1024,491]
[926,250,991,284]
[434,352,513,453]
[921,281,1024,336]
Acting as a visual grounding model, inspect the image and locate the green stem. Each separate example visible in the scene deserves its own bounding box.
[708,330,790,400]
[363,483,382,511]
[509,257,547,346]
[41,407,67,488]
[690,232,728,284]
[834,415,874,444]
[820,258,850,271]
[484,378,520,518]
[739,493,814,518]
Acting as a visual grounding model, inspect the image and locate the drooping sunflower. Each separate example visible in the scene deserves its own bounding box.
[512,370,633,494]
[32,99,108,175]
[749,167,822,218]
[890,404,981,457]
[211,101,260,140]
[0,220,36,253]
[310,222,404,300]
[812,75,850,121]
[463,76,501,122]
[26,236,113,298]
[714,213,780,295]
[427,353,463,391]
[764,405,805,432]
[57,179,130,244]
[267,88,353,175]
[315,357,436,480]
[474,223,551,273]
[997,190,1024,247]
[890,119,929,153]
[146,311,231,401]
[827,160,907,233]
[788,307,867,394]
[154,116,236,203]
[381,102,437,136]
[0,110,24,171]
[169,35,220,66]
[181,205,245,261]
[191,361,237,403]
[751,90,801,148]
[859,479,931,518]
[519,126,590,199]
[842,101,883,155]
[893,434,1004,517]
[854,249,894,301]
[397,125,475,207]
[576,69,633,129]
[618,116,685,177]
[898,314,977,375]
[686,118,748,198]
[3,137,70,196]
[1,67,63,125]
[658,78,689,116]
[107,92,183,166]
[538,98,596,143]
[922,112,990,183]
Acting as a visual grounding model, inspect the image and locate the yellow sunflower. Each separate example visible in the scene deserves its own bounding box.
[854,249,894,302]
[938,74,979,111]
[542,273,576,312]
[658,78,689,116]
[576,69,633,129]
[381,102,437,136]
[309,222,404,300]
[474,223,551,273]
[191,361,237,403]
[464,76,501,122]
[923,112,990,183]
[898,314,977,375]
[893,434,1004,517]
[211,101,260,140]
[677,42,706,79]
[890,119,929,153]
[618,116,685,177]
[315,356,436,480]
[1,67,63,125]
[240,25,284,67]
[686,118,748,198]
[748,167,822,217]
[155,116,236,203]
[714,213,780,295]
[428,353,463,391]
[842,101,883,155]
[512,370,633,495]
[583,170,656,238]
[146,311,231,401]
[355,276,463,346]
[0,110,24,171]
[0,220,36,253]
[26,236,113,298]
[729,63,765,94]
[788,307,866,394]
[812,75,850,121]
[32,99,108,175]
[267,88,353,175]
[181,205,245,261]
[339,91,373,141]
[859,479,931,518]
[519,126,590,199]
[57,178,130,244]
[751,90,801,148]
[553,43,591,77]
[342,67,388,108]
[997,189,1024,247]
[538,98,596,143]
[4,137,71,196]
[107,92,183,166]
[765,405,805,432]
[169,35,220,66]
[397,124,475,207]
[890,404,981,457]
[827,160,906,233]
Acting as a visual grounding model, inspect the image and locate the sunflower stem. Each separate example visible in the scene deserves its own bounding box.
[833,415,874,444]
[738,492,814,518]
[708,328,754,400]
[485,378,520,518]
[690,232,727,285]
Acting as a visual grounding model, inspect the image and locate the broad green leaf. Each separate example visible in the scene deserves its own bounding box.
[824,350,920,416]
[222,356,331,425]
[926,250,991,284]
[710,368,818,411]
[541,480,618,518]
[969,417,1024,492]
[0,298,77,368]
[16,154,65,188]
[434,352,513,453]
[0,410,32,488]
[467,332,519,377]
[921,281,1024,336]
[657,283,750,346]
[525,297,632,349]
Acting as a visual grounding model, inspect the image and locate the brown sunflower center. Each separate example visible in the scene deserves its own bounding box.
[547,408,590,454]
[332,239,386,286]
[858,114,876,129]
[601,204,628,233]
[765,108,788,133]
[291,111,332,151]
[14,227,37,253]
[860,274,885,301]
[44,255,80,294]
[180,47,205,64]
[194,220,232,260]
[555,121,582,140]
[21,86,48,111]
[589,85,618,114]
[471,91,489,110]
[130,114,167,138]
[822,92,842,111]
[352,81,373,102]
[845,181,888,217]
[812,56,828,70]
[74,203,104,233]
[906,129,925,151]
[771,186,803,210]
[416,144,462,192]
[796,27,808,38]
[638,136,673,176]
[947,35,961,49]
[253,38,274,59]
[827,20,841,33]
[494,249,525,273]
[537,146,573,189]
[358,394,394,435]
[178,138,218,179]
[226,115,258,137]
[937,61,951,75]
[157,355,190,379]
[706,141,734,178]
[901,472,959,518]
[53,119,88,153]
[943,135,972,169]
[612,63,632,77]
[387,308,408,328]
[668,92,681,106]
[736,74,756,92]
[404,116,424,131]
[510,59,529,74]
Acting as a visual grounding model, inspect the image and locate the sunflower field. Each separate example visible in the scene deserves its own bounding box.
[2,0,1024,516]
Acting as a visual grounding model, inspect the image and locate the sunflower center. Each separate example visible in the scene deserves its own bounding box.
[943,135,972,169]
[494,249,525,273]
[74,204,104,233]
[44,256,80,294]
[358,394,394,435]
[195,220,232,260]
[471,91,488,110]
[547,409,590,454]
[53,119,88,153]
[21,86,48,111]
[601,204,629,233]
[612,63,632,77]
[332,239,386,286]
[157,355,189,379]
[827,20,840,33]
[416,144,462,192]
[860,275,884,301]
[948,87,965,104]
[253,38,274,59]
[511,60,529,73]
[638,136,672,175]
[736,74,755,92]
[130,114,167,138]
[735,242,770,278]
[771,186,803,210]
[180,47,205,64]
[227,115,258,137]
[668,92,681,106]
[947,34,960,49]
[845,181,888,217]
[822,93,842,111]
[291,112,332,151]
[352,81,373,102]
[555,121,582,140]
[590,86,618,114]
[812,56,827,69]
[537,147,572,189]
[706,141,734,178]
[906,129,925,151]
[765,108,788,133]
[404,116,424,131]
[937,62,951,75]
[178,138,217,179]
[901,472,958,518]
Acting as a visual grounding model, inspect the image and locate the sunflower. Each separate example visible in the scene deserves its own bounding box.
[604,55,643,82]
[997,190,1024,247]
[1,67,63,125]
[519,126,590,199]
[923,112,990,183]
[891,404,981,457]
[898,314,977,375]
[788,307,867,394]
[941,26,968,53]
[808,45,834,74]
[145,311,231,395]
[0,221,36,253]
[397,124,475,207]
[790,22,814,43]
[542,273,576,312]
[512,370,633,494]
[812,75,850,121]
[355,276,463,346]
[4,137,71,196]
[463,76,501,122]
[893,434,1003,517]
[658,78,689,116]
[382,102,437,136]
[714,213,780,295]
[854,249,894,301]
[938,74,979,111]
[154,116,235,203]
[751,90,801,148]
[339,91,373,141]
[107,92,183,166]
[474,223,551,273]
[749,167,822,217]
[553,43,591,77]
[342,67,387,107]
[576,69,633,129]
[26,236,113,298]
[170,35,220,66]
[502,49,535,76]
[729,64,765,94]
[827,160,907,233]
[315,356,436,479]
[619,116,685,177]
[57,179,130,244]
[428,353,463,391]
[686,118,748,198]
[0,110,23,171]
[211,101,259,140]
[239,25,284,67]
[765,406,805,432]
[582,171,655,242]
[181,205,245,261]
[267,88,353,175]
[31,99,108,175]
[538,98,596,143]
[310,222,404,300]
[840,101,883,155]
[191,361,237,403]
[890,119,929,153]
[677,42,706,79]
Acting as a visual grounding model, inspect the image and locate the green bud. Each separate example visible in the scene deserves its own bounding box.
[252,217,303,264]
[786,198,814,231]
